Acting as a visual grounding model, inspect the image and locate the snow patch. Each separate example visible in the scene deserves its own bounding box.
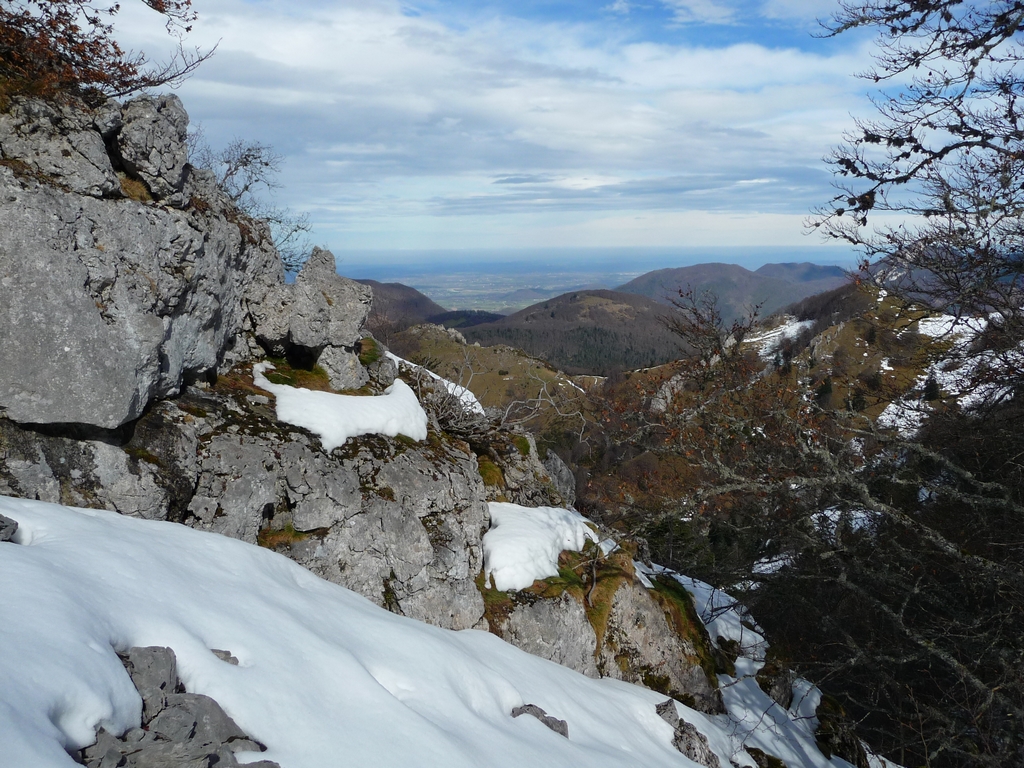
[483,502,598,591]
[254,362,428,450]
[386,352,485,415]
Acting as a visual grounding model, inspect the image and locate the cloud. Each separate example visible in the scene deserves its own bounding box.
[660,0,738,26]
[111,0,874,249]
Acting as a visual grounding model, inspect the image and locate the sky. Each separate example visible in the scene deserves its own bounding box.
[116,0,878,260]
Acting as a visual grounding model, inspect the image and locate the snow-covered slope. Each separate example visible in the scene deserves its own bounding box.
[0,496,870,768]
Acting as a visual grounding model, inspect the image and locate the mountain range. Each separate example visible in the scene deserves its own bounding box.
[355,261,850,374]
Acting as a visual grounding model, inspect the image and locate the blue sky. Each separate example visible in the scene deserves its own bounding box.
[118,0,877,259]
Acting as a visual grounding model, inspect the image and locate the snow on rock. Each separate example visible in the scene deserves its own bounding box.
[746,317,815,358]
[1,495,735,768]
[253,362,427,450]
[385,352,485,415]
[483,502,599,591]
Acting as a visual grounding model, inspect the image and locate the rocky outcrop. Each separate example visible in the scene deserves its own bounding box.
[0,91,730,721]
[598,579,723,713]
[0,365,489,631]
[80,646,279,768]
[486,552,723,714]
[251,246,371,358]
[500,593,599,678]
[0,94,282,429]
[656,699,720,768]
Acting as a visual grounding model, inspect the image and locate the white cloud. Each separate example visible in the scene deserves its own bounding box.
[112,0,875,249]
[660,0,738,26]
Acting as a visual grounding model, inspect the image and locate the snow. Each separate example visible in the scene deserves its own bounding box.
[0,496,709,768]
[482,502,598,591]
[253,362,427,450]
[746,317,815,358]
[0,495,891,768]
[385,352,485,415]
[879,311,1022,435]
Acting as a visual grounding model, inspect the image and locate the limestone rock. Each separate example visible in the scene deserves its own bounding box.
[0,513,17,541]
[0,100,283,428]
[511,704,569,738]
[318,345,369,390]
[82,646,279,768]
[122,646,179,725]
[541,451,576,507]
[598,580,724,714]
[655,700,720,768]
[0,98,119,197]
[116,95,189,203]
[188,435,281,544]
[501,593,599,678]
[252,247,372,356]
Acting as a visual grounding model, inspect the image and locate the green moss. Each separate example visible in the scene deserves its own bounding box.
[512,435,531,457]
[476,570,515,633]
[650,575,721,686]
[125,445,162,467]
[178,402,208,418]
[358,337,382,366]
[477,455,505,487]
[260,358,333,392]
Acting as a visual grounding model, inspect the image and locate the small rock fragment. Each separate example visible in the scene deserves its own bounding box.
[0,514,18,542]
[656,699,720,768]
[212,649,240,665]
[511,703,569,738]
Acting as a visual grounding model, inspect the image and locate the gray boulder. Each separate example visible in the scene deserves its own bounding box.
[318,345,369,390]
[116,95,189,203]
[0,95,282,429]
[122,646,179,725]
[0,513,18,542]
[0,98,119,197]
[511,704,569,739]
[252,247,372,356]
[655,700,720,768]
[82,646,279,768]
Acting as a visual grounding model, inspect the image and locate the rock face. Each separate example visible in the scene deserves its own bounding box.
[487,559,723,714]
[252,246,372,357]
[0,94,282,429]
[501,593,599,678]
[0,368,489,631]
[80,646,279,768]
[116,96,189,203]
[598,580,723,713]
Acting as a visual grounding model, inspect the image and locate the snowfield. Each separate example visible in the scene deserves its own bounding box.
[0,495,883,768]
[253,362,428,449]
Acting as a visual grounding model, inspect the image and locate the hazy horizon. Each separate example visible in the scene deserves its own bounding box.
[335,245,857,312]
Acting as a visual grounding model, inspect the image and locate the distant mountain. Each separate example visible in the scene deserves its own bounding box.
[462,290,680,375]
[425,309,505,328]
[617,262,848,321]
[354,279,448,332]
